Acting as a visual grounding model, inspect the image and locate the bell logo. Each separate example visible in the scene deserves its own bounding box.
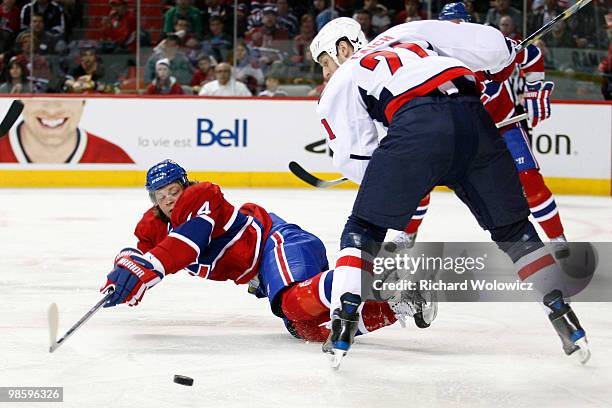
[197,118,247,147]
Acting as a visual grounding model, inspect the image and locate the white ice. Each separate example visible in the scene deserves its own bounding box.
[1,188,611,408]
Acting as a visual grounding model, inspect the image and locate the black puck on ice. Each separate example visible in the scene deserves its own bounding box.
[173,375,194,386]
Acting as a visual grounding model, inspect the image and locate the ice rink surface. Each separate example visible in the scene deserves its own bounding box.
[1,188,611,408]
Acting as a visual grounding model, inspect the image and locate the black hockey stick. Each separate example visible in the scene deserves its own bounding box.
[289,161,348,188]
[515,0,592,53]
[48,287,114,353]
[290,114,529,188]
[0,100,23,136]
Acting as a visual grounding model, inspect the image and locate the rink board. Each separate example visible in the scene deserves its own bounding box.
[0,96,610,195]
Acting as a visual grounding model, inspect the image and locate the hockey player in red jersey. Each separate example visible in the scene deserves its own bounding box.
[100,160,434,342]
[0,99,133,164]
[310,16,589,366]
[395,3,568,258]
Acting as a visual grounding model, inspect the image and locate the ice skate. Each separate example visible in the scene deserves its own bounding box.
[388,284,438,329]
[550,234,570,259]
[322,293,361,370]
[544,289,590,364]
[384,231,418,253]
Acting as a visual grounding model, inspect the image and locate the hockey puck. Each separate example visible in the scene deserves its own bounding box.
[173,375,194,386]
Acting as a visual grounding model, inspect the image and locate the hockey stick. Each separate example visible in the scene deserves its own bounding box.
[515,0,592,53]
[48,287,114,353]
[290,113,529,188]
[0,100,23,136]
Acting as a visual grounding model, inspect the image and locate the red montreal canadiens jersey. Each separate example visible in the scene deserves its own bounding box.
[0,122,134,163]
[317,21,515,183]
[140,183,273,284]
[481,44,545,124]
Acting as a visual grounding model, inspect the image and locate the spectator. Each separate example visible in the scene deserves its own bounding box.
[276,0,298,38]
[258,74,288,96]
[233,41,264,88]
[394,0,425,25]
[190,53,215,93]
[63,45,111,93]
[1,0,20,34]
[146,58,184,95]
[485,0,523,35]
[464,1,481,24]
[246,0,264,31]
[0,56,33,93]
[599,15,612,100]
[200,15,232,62]
[312,0,337,31]
[146,34,193,85]
[528,0,561,36]
[26,12,66,54]
[245,6,290,50]
[546,19,575,48]
[291,13,316,64]
[363,0,390,33]
[14,31,53,87]
[353,9,376,41]
[100,0,137,52]
[20,0,66,38]
[163,0,203,38]
[203,0,232,36]
[534,38,556,70]
[198,62,252,96]
[171,17,197,47]
[499,15,522,42]
[235,3,249,35]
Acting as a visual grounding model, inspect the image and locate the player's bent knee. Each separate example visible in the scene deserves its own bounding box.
[340,214,387,253]
[491,219,543,262]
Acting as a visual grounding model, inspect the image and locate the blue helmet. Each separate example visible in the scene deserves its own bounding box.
[145,160,189,193]
[438,2,471,22]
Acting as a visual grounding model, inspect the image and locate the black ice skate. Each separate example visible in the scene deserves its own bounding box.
[544,289,590,364]
[322,293,361,370]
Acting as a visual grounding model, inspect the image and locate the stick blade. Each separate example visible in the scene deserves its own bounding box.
[288,161,348,188]
[48,303,59,353]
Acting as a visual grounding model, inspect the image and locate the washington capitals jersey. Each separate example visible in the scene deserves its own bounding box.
[481,44,545,124]
[317,20,515,183]
[141,183,273,284]
[0,122,134,163]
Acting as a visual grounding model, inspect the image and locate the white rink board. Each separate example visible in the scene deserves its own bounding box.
[0,97,609,183]
[532,103,611,179]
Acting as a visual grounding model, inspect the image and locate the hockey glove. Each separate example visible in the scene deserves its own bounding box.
[101,254,164,308]
[113,247,142,266]
[523,81,554,128]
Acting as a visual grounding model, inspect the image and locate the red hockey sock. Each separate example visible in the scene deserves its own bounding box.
[404,193,431,234]
[519,169,564,238]
[361,301,398,332]
[280,272,328,322]
[291,315,330,342]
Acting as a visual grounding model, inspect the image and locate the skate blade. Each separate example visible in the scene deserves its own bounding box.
[574,338,591,365]
[330,349,346,370]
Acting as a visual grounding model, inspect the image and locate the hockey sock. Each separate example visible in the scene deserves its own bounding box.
[519,169,564,239]
[360,301,398,332]
[404,193,431,234]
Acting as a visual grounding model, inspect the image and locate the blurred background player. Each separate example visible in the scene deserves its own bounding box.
[100,160,434,343]
[310,17,588,366]
[394,3,568,259]
[0,99,133,163]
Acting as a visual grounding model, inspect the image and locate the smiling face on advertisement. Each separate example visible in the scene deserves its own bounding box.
[19,99,86,162]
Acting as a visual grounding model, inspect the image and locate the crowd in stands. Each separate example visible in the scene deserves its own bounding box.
[0,0,610,99]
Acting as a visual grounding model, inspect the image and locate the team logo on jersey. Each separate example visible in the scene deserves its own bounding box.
[197,118,248,147]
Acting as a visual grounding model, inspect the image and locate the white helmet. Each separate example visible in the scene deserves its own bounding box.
[310,17,367,66]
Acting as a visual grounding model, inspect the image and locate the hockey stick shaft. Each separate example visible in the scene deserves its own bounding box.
[515,0,592,53]
[290,114,529,188]
[0,100,23,136]
[49,288,114,353]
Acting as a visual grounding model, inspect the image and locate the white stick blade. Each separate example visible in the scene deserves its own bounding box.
[48,303,59,353]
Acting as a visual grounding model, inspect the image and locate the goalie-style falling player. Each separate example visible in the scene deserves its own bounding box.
[100,160,435,343]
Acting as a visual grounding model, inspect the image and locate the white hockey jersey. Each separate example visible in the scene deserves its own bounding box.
[317,20,516,183]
